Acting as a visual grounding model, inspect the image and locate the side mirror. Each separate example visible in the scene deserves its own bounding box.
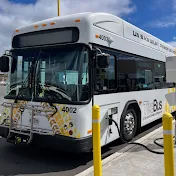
[97,53,110,68]
[0,55,9,72]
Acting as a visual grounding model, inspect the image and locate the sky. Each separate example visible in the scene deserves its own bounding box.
[0,0,176,55]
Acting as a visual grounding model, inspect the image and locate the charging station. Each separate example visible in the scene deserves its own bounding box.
[165,55,176,106]
[165,55,176,144]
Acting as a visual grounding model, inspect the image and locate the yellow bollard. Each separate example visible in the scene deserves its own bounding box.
[92,105,102,176]
[57,0,60,16]
[162,112,174,176]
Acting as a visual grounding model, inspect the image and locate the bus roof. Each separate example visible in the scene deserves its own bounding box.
[13,12,175,56]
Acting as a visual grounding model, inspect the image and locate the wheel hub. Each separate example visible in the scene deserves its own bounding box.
[124,112,135,136]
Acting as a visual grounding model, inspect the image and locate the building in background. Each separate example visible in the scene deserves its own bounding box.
[0,72,8,85]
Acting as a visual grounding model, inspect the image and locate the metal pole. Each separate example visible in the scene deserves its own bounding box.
[162,112,174,176]
[175,85,176,144]
[92,105,102,176]
[175,115,176,145]
[57,0,60,16]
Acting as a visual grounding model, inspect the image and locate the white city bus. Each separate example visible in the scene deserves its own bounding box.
[0,12,175,152]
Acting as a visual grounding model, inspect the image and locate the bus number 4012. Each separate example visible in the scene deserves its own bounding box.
[62,107,77,113]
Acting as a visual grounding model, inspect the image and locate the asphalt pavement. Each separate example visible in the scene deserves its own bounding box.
[82,123,174,176]
[0,85,162,176]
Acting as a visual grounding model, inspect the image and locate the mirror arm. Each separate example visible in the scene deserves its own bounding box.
[92,46,110,68]
[92,47,103,55]
[92,47,110,57]
[95,47,102,54]
[4,50,10,55]
[3,54,13,58]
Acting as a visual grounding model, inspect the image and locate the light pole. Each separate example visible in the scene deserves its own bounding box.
[57,0,60,16]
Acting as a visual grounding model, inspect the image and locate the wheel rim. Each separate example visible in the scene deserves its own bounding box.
[124,112,135,136]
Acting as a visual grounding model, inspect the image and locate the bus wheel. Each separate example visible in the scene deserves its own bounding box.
[120,109,137,142]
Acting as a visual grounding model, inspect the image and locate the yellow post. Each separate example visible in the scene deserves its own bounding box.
[57,0,60,16]
[162,112,174,176]
[92,105,102,176]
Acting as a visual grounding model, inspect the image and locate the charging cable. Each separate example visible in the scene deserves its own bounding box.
[106,117,175,155]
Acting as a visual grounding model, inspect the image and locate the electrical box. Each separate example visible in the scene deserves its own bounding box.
[166,56,176,83]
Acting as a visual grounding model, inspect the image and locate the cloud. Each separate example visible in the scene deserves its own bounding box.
[0,0,136,55]
[166,35,176,47]
[148,13,176,28]
[149,0,169,11]
[147,0,176,28]
[167,41,176,47]
[173,0,176,10]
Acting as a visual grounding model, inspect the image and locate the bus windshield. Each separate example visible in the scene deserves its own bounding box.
[6,44,90,103]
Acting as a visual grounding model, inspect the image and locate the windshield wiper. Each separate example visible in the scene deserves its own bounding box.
[10,81,27,89]
[36,86,59,116]
[13,67,33,103]
[45,82,68,95]
[13,78,32,103]
[44,91,58,116]
[38,84,70,101]
[14,50,42,103]
[41,83,71,101]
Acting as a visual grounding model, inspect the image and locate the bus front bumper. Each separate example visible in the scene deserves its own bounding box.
[0,126,92,153]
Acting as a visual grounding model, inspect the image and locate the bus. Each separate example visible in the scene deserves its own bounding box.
[0,12,175,152]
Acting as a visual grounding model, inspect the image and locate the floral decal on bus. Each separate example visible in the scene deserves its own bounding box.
[41,102,81,138]
[0,100,81,139]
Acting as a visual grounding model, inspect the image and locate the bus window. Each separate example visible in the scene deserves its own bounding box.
[118,54,136,92]
[154,62,166,89]
[135,57,154,90]
[95,55,116,93]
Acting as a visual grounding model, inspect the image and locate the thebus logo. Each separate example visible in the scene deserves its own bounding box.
[153,99,162,112]
[143,99,162,119]
[95,34,113,46]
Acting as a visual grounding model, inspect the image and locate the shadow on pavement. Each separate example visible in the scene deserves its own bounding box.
[0,139,93,176]
[100,118,162,159]
[0,118,162,176]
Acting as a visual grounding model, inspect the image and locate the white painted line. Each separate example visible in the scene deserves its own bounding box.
[75,122,174,176]
[163,130,174,135]
[92,119,100,123]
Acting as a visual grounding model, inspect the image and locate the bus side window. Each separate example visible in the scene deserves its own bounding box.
[154,62,166,89]
[95,55,116,92]
[118,54,136,92]
[135,57,154,90]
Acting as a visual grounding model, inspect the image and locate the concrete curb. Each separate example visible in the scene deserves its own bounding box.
[75,122,170,176]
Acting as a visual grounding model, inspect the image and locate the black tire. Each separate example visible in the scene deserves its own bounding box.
[120,108,137,142]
